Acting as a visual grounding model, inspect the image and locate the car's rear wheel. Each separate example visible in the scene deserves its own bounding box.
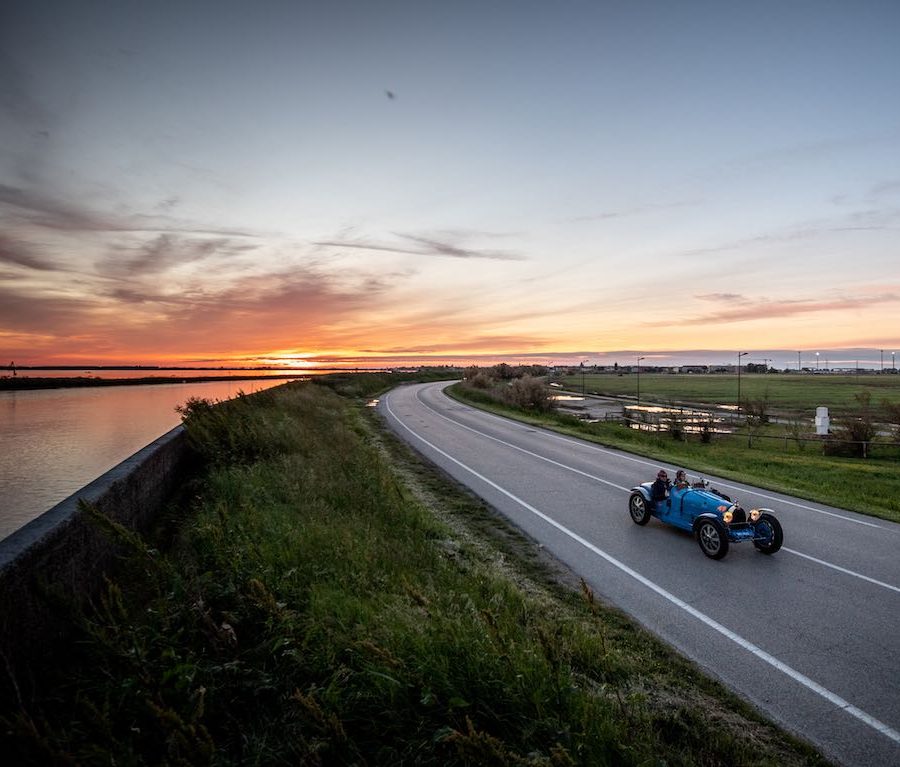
[753,512,783,554]
[696,518,729,559]
[628,493,651,525]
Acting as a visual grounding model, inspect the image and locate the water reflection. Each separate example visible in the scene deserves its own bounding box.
[0,379,292,542]
[624,404,733,434]
[2,368,321,380]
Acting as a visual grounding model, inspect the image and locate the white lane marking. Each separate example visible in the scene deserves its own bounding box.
[437,384,883,529]
[783,548,900,594]
[418,391,630,492]
[384,392,900,745]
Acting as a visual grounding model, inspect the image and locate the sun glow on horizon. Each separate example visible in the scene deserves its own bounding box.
[2,3,899,374]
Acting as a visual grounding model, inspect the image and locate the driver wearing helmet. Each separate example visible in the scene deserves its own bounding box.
[650,469,670,502]
[674,469,690,490]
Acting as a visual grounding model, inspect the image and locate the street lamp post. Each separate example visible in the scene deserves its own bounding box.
[636,356,646,406]
[737,352,748,414]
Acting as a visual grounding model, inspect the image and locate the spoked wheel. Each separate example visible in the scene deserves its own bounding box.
[696,518,729,560]
[753,512,783,554]
[628,493,651,525]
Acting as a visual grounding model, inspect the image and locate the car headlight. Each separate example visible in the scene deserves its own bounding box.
[749,509,761,522]
[723,509,733,523]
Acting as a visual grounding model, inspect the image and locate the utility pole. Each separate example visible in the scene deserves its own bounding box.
[636,356,646,406]
[737,352,748,414]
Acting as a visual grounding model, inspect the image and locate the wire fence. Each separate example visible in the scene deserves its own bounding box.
[614,412,900,460]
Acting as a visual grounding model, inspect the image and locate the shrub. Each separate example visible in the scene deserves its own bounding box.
[665,408,687,441]
[744,394,770,427]
[699,418,715,444]
[828,392,879,458]
[501,375,555,412]
[784,416,808,452]
[468,372,493,390]
[883,401,900,441]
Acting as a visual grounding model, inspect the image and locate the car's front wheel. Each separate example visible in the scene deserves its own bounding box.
[753,512,783,554]
[696,518,729,560]
[628,492,651,525]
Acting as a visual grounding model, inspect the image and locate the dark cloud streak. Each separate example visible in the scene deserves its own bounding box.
[570,200,698,223]
[647,292,900,326]
[0,233,58,271]
[102,234,259,278]
[680,209,900,258]
[0,184,260,237]
[315,231,525,261]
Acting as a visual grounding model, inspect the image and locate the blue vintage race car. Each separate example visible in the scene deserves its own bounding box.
[628,475,783,560]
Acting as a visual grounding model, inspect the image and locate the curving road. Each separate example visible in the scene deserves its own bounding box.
[379,381,900,767]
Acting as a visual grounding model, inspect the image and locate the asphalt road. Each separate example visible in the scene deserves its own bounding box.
[379,381,900,767]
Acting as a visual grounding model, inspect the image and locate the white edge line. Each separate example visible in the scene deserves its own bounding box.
[421,387,899,595]
[385,391,900,745]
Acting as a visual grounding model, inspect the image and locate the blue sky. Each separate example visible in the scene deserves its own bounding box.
[1,0,898,369]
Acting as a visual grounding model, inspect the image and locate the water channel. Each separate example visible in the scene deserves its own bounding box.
[0,378,294,542]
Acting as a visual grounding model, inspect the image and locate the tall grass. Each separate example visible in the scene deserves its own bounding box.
[3,381,826,765]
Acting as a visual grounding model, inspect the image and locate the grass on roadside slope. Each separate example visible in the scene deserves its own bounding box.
[3,381,827,765]
[449,384,900,523]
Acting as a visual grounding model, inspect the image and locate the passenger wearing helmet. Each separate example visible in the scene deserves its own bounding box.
[651,469,670,502]
[674,469,689,490]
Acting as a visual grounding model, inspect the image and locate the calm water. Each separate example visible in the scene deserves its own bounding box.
[0,379,294,542]
[8,369,315,379]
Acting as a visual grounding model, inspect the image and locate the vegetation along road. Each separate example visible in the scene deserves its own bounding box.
[380,381,900,767]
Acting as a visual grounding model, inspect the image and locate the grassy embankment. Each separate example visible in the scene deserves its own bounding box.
[2,377,827,765]
[450,375,900,523]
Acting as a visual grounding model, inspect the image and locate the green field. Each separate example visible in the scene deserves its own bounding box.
[561,372,900,417]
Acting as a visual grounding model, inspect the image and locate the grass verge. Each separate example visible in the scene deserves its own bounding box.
[2,380,828,765]
[448,384,900,524]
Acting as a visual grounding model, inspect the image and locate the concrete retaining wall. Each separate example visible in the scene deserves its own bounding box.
[0,425,191,684]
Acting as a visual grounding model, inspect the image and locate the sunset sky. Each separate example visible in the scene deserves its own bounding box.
[2,1,899,371]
